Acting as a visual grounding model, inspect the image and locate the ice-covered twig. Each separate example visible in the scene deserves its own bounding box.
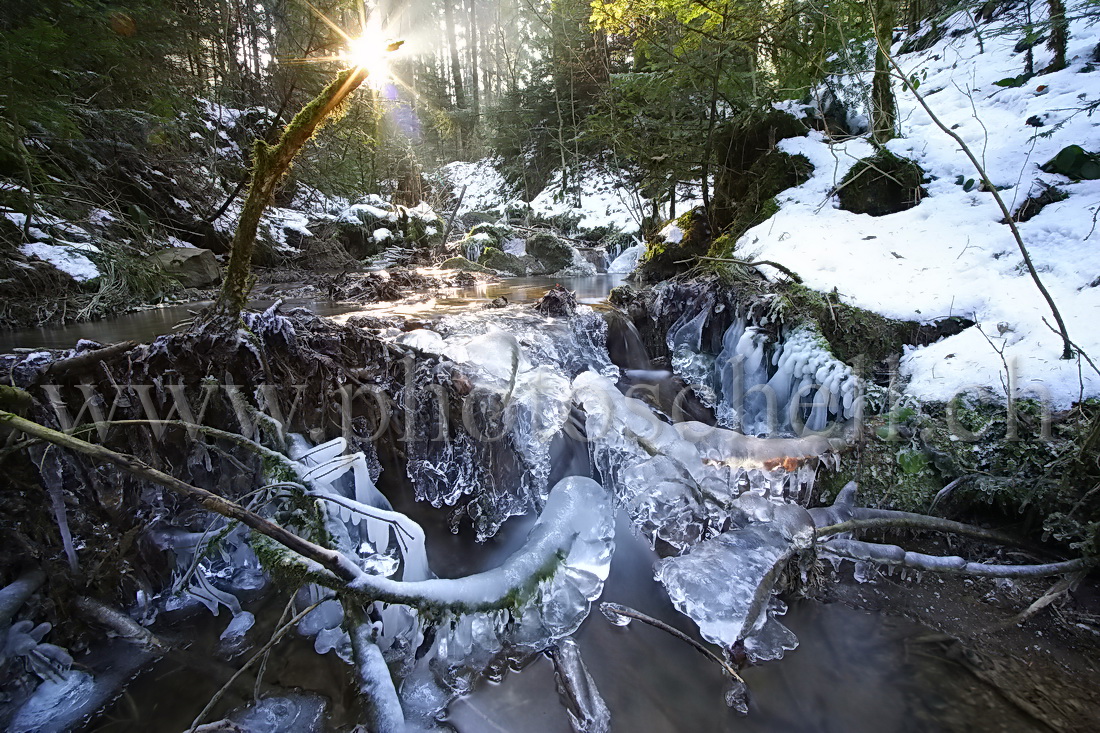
[1,410,366,584]
[599,602,745,685]
[821,538,1095,578]
[348,622,406,732]
[549,637,611,733]
[0,570,45,628]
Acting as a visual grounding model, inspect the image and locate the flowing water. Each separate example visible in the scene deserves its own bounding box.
[4,274,1044,732]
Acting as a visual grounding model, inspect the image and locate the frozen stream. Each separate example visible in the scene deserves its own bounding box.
[4,274,1044,732]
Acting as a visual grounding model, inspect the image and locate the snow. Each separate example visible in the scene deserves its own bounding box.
[529,164,645,231]
[373,227,392,241]
[742,10,1100,407]
[439,158,513,214]
[658,221,684,244]
[19,242,100,281]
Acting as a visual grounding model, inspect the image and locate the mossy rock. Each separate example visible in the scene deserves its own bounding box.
[709,151,814,258]
[1040,145,1100,180]
[478,246,526,276]
[467,222,513,246]
[525,232,574,274]
[837,150,927,217]
[440,256,493,274]
[711,110,807,231]
[636,208,712,282]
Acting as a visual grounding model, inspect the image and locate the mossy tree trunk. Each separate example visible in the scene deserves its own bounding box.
[208,67,369,326]
[870,0,897,144]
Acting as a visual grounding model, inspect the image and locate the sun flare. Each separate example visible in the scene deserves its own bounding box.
[344,23,397,86]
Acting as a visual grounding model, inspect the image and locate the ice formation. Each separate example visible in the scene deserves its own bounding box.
[572,371,840,551]
[550,637,611,733]
[654,497,813,660]
[661,294,863,437]
[606,243,645,274]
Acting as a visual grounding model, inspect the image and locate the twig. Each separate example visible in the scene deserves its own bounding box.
[42,341,136,379]
[814,514,1030,549]
[822,537,1094,578]
[599,602,745,684]
[441,184,466,244]
[188,600,322,732]
[677,255,803,283]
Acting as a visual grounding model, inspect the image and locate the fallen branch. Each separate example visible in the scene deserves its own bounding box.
[441,183,466,244]
[0,409,362,584]
[822,537,1094,578]
[815,513,1032,549]
[42,341,135,379]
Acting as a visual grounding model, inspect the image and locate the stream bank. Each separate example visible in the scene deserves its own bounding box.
[1,271,1098,732]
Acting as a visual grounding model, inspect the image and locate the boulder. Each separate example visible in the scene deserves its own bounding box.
[148,247,220,287]
[478,246,527,276]
[837,151,927,217]
[440,256,494,274]
[526,232,574,274]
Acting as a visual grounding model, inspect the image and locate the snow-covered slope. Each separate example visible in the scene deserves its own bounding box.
[750,9,1100,407]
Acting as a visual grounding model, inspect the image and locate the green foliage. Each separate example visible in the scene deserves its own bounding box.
[1040,144,1100,180]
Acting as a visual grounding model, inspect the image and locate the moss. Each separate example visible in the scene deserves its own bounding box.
[775,282,919,368]
[837,150,927,217]
[711,110,808,231]
[478,246,526,276]
[708,152,814,259]
[467,222,513,246]
[440,256,493,273]
[636,207,711,282]
[525,232,574,274]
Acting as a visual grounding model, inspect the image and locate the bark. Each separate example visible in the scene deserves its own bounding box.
[209,67,369,324]
[1045,0,1069,73]
[871,0,898,143]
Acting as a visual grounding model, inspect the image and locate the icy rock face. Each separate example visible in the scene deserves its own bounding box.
[728,325,861,435]
[658,293,862,437]
[607,243,645,274]
[654,500,813,661]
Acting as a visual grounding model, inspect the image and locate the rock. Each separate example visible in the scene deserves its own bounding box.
[439,256,493,274]
[478,246,527,276]
[837,151,927,217]
[147,247,220,287]
[577,247,608,272]
[525,232,574,274]
[636,208,712,282]
[533,284,577,317]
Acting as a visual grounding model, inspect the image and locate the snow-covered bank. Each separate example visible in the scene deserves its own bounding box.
[749,10,1100,407]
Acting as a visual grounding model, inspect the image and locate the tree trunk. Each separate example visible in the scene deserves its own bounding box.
[443,1,466,109]
[871,0,898,144]
[1045,0,1069,73]
[467,0,481,120]
[209,67,369,325]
